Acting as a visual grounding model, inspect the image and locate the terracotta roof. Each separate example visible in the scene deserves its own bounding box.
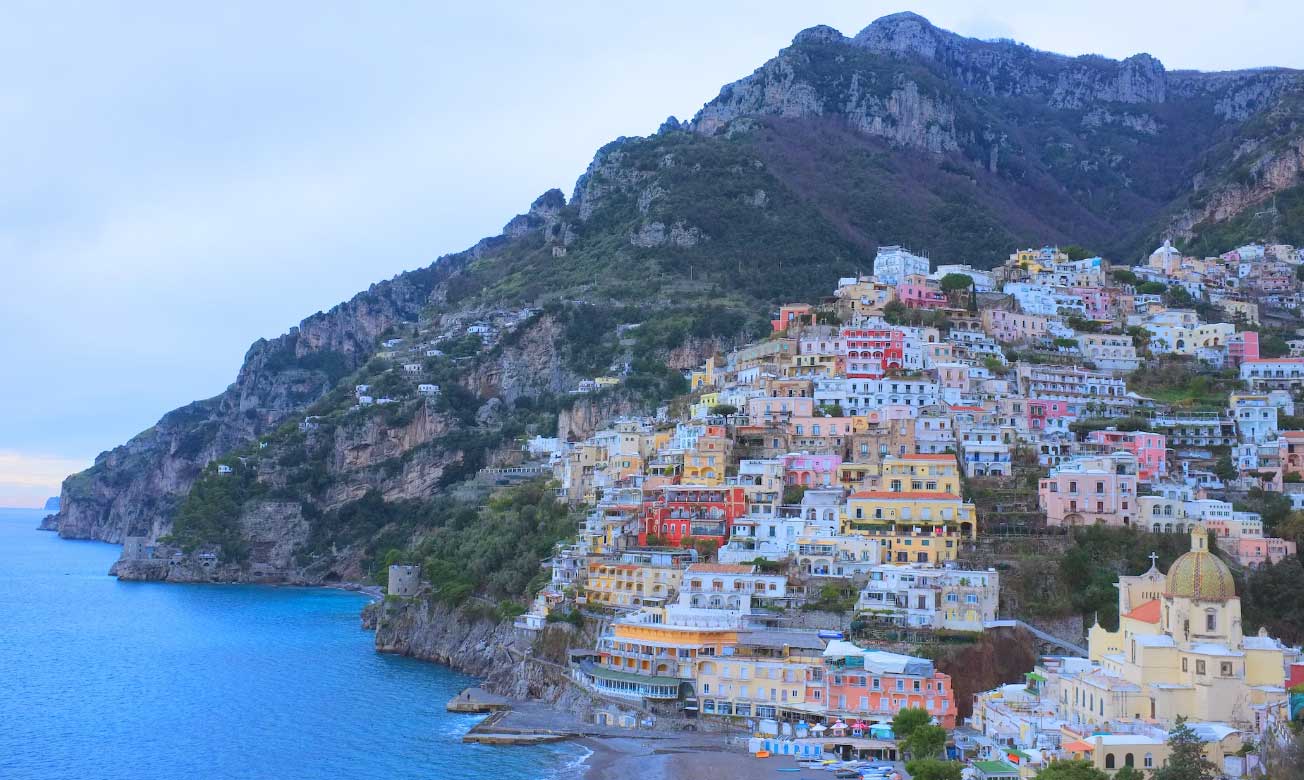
[1123,599,1161,624]
[1062,740,1093,753]
[900,454,956,461]
[686,563,754,574]
[849,491,964,500]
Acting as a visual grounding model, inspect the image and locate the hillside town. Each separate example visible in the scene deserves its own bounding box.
[386,242,1304,778]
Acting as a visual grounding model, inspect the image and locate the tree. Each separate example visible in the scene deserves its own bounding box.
[1112,766,1146,780]
[904,759,963,780]
[904,723,947,759]
[939,273,972,293]
[1136,281,1168,295]
[1035,760,1109,780]
[707,404,738,416]
[1062,245,1094,261]
[1112,268,1140,286]
[891,707,932,741]
[1152,718,1217,780]
[1260,334,1291,358]
[1212,454,1236,482]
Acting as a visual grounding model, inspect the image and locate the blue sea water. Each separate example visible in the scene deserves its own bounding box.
[0,508,588,780]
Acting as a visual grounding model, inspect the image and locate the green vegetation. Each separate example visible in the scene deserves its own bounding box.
[166,459,264,561]
[904,759,963,780]
[890,707,932,741]
[321,481,575,604]
[1152,718,1219,780]
[1241,556,1304,645]
[1035,760,1109,780]
[1128,357,1240,408]
[1068,417,1151,437]
[1009,527,1195,624]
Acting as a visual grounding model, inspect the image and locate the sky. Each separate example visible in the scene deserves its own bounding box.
[2,0,1302,508]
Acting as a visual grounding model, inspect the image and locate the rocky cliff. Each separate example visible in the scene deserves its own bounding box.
[53,11,1304,564]
[368,597,605,712]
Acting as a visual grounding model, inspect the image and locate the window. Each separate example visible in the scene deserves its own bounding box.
[1106,754,1116,770]
[1182,657,1188,672]
[1221,662,1233,677]
[1196,660,1206,675]
[1206,610,1217,632]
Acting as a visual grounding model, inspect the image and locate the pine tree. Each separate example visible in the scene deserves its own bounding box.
[1152,717,1217,780]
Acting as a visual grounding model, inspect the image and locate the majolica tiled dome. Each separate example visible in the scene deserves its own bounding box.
[1165,528,1235,601]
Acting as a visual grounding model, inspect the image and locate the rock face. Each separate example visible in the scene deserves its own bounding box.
[49,11,1304,556]
[369,597,598,707]
[689,11,1303,240]
[50,270,451,543]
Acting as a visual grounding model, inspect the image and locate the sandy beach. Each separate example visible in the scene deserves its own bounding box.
[578,733,834,780]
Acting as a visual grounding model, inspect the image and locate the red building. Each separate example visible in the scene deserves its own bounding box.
[641,485,746,547]
[841,327,904,377]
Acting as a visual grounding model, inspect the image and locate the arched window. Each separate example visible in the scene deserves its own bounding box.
[1125,753,1134,767]
[1206,609,1217,632]
[1144,753,1154,768]
[1105,754,1116,769]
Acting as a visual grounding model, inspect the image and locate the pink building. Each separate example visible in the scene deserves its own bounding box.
[897,275,949,310]
[1026,399,1070,433]
[783,452,842,487]
[1228,330,1260,366]
[1204,514,1298,566]
[1038,452,1139,527]
[1085,429,1167,481]
[1070,286,1112,320]
[982,309,1050,344]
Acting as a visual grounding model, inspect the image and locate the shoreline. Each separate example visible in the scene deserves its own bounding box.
[575,733,768,780]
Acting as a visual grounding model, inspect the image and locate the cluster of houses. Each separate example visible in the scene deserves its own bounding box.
[388,241,1304,774]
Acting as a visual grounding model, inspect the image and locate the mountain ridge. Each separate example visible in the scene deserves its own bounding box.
[48,13,1304,566]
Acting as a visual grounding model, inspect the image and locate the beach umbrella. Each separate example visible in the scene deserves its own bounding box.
[811,723,827,733]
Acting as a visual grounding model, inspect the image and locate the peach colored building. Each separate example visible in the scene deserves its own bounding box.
[820,640,957,728]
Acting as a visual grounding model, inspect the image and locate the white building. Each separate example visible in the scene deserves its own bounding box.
[872,245,930,285]
[843,377,941,414]
[854,564,1000,632]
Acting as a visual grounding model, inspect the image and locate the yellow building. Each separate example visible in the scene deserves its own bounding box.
[682,435,729,485]
[694,631,827,720]
[583,561,684,609]
[843,489,977,564]
[690,357,718,391]
[690,391,721,420]
[1078,527,1296,730]
[877,454,962,495]
[597,609,738,680]
[835,278,894,320]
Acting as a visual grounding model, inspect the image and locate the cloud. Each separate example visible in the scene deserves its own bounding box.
[0,451,92,508]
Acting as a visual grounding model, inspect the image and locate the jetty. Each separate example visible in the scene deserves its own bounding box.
[446,687,509,713]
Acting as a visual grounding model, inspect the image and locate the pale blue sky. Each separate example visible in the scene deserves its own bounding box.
[2,0,1301,506]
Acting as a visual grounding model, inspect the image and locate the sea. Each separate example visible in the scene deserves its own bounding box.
[0,507,590,780]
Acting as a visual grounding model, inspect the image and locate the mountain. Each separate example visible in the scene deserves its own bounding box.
[50,13,1304,581]
[43,496,60,511]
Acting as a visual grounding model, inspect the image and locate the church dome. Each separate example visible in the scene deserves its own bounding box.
[1165,527,1235,601]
